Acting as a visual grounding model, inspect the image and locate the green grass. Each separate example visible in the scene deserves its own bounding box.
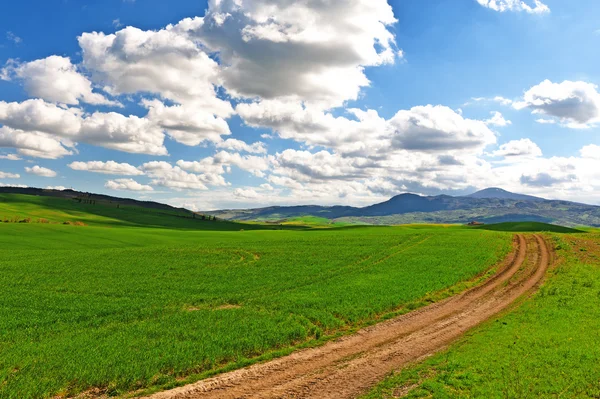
[476,221,582,233]
[0,210,511,398]
[0,194,264,230]
[362,232,600,399]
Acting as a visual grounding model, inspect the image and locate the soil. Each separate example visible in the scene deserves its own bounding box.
[140,234,551,399]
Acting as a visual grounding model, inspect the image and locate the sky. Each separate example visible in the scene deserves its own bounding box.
[1,0,600,210]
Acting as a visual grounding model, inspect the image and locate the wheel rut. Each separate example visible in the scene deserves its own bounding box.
[141,234,551,399]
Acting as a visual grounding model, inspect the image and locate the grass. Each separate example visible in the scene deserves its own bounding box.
[0,194,265,230]
[0,196,513,399]
[362,231,600,399]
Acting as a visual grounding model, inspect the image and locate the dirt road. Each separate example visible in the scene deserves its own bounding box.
[142,234,551,399]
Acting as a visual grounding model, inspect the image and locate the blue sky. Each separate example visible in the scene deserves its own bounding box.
[1,0,600,209]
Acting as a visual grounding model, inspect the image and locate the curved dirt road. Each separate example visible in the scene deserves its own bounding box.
[143,234,551,399]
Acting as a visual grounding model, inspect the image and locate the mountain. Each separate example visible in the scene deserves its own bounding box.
[467,188,544,202]
[208,188,600,227]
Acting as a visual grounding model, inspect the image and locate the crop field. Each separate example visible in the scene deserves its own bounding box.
[363,232,600,399]
[0,196,513,398]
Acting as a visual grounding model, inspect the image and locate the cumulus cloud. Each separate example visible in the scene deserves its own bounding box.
[491,139,542,158]
[79,112,167,155]
[1,56,120,106]
[141,161,223,190]
[0,99,167,156]
[25,165,57,177]
[0,171,19,179]
[68,161,144,175]
[78,25,232,116]
[476,0,550,14]
[272,149,371,181]
[0,99,82,137]
[389,105,497,152]
[484,111,512,127]
[46,186,67,191]
[176,151,270,179]
[0,127,73,159]
[188,0,401,109]
[514,80,600,128]
[142,99,231,146]
[580,144,600,159]
[105,178,153,191]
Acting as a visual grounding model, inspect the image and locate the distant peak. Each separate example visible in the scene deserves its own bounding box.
[467,188,544,202]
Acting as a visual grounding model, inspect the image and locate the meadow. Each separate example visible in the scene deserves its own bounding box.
[0,195,513,398]
[363,232,600,399]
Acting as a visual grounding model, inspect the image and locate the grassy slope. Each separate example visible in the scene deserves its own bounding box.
[363,232,600,399]
[0,193,258,230]
[0,212,511,398]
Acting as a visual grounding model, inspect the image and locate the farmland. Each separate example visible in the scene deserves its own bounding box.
[363,232,600,398]
[0,195,512,398]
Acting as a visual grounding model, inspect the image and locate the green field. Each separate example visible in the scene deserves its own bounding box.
[363,232,600,398]
[0,194,260,230]
[0,195,513,398]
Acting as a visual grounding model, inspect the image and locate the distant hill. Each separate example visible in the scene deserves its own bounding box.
[3,186,599,228]
[0,186,189,214]
[467,188,544,202]
[208,188,600,227]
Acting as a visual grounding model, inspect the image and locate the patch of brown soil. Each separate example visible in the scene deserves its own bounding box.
[140,234,550,399]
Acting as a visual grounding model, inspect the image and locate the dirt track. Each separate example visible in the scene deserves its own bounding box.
[142,234,551,399]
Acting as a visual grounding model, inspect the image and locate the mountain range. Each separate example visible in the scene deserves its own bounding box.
[208,188,600,227]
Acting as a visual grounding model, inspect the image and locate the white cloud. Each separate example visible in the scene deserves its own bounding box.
[491,138,542,158]
[142,99,230,146]
[0,99,82,137]
[105,178,153,191]
[25,165,57,177]
[216,138,267,154]
[0,99,167,156]
[79,112,167,155]
[0,154,21,160]
[189,0,401,109]
[68,161,143,175]
[233,188,259,199]
[476,0,550,14]
[484,111,512,127]
[141,161,217,190]
[535,118,557,124]
[389,105,497,152]
[79,25,232,116]
[514,80,600,128]
[46,186,67,191]
[176,151,270,180]
[0,171,19,179]
[580,144,600,159]
[0,126,73,159]
[1,56,119,106]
